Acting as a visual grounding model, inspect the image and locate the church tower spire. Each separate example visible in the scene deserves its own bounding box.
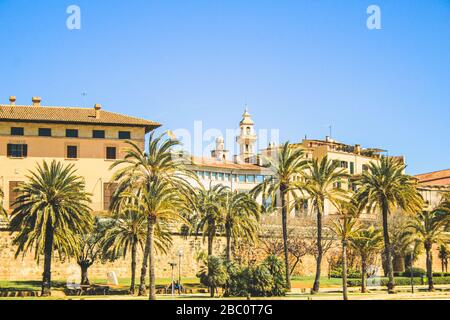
[236,107,257,163]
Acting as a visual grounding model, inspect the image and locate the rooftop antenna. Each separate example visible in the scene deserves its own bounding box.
[81,92,87,108]
[329,125,332,138]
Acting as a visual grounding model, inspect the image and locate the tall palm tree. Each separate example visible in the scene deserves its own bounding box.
[252,142,308,289]
[191,184,228,257]
[302,156,349,293]
[330,201,361,300]
[129,179,187,300]
[102,210,172,294]
[9,160,92,296]
[349,227,384,293]
[403,210,449,291]
[223,191,260,262]
[355,157,423,293]
[110,132,196,298]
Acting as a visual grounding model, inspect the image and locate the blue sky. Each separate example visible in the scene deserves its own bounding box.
[0,0,449,174]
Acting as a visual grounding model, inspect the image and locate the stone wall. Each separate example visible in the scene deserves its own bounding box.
[0,231,444,283]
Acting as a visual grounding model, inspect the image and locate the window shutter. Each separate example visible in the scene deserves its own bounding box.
[23,144,28,157]
[7,144,12,157]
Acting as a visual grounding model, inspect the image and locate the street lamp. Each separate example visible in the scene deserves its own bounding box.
[178,250,184,294]
[168,262,177,296]
[409,243,415,294]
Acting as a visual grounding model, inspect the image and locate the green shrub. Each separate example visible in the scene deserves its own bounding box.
[224,255,287,297]
[330,266,361,279]
[347,276,450,287]
[402,268,426,277]
[196,256,228,291]
[433,272,450,277]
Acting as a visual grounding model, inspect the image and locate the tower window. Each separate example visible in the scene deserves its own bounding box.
[246,127,251,135]
[245,144,249,152]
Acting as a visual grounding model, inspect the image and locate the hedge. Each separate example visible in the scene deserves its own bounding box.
[347,277,450,287]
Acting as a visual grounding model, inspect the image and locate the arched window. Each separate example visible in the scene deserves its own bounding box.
[246,127,251,135]
[245,144,249,152]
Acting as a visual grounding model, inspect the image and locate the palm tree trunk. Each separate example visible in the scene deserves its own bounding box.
[342,240,348,300]
[381,203,395,293]
[425,243,434,291]
[138,217,151,296]
[225,226,232,263]
[280,185,291,290]
[207,232,214,296]
[41,222,54,297]
[361,255,367,293]
[80,262,90,285]
[130,240,138,294]
[148,220,156,300]
[312,205,323,293]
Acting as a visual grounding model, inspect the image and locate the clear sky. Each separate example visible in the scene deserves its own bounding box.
[0,0,449,174]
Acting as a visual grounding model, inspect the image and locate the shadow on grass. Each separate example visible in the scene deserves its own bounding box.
[0,280,66,291]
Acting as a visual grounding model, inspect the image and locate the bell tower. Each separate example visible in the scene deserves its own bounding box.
[236,107,257,163]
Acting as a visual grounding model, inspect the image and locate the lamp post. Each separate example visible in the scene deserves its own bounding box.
[409,243,415,294]
[168,262,177,296]
[178,250,184,294]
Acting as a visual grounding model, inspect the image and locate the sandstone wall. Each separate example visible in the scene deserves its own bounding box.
[0,231,444,284]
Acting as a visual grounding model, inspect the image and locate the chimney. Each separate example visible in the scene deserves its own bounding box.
[94,104,102,118]
[32,96,42,106]
[354,144,361,155]
[9,96,16,106]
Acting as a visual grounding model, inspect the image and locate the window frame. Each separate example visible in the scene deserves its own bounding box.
[11,127,24,136]
[7,143,28,158]
[93,130,106,139]
[66,129,79,138]
[118,131,131,139]
[38,128,52,137]
[66,145,78,159]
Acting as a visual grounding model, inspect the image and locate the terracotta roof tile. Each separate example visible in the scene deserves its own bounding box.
[415,169,450,186]
[0,105,160,133]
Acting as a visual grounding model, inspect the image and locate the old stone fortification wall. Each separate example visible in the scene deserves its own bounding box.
[0,231,443,283]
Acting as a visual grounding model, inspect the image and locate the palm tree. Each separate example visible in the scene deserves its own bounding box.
[102,210,172,294]
[252,142,308,289]
[330,201,361,300]
[355,156,423,293]
[438,244,448,273]
[110,132,196,298]
[129,179,187,299]
[302,156,349,293]
[192,184,228,257]
[9,160,92,296]
[0,187,7,218]
[223,191,260,262]
[350,227,384,293]
[403,210,449,291]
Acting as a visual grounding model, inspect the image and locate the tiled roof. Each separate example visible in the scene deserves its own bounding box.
[0,105,160,133]
[415,169,450,186]
[189,156,264,172]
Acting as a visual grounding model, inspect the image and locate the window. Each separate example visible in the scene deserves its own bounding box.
[106,147,116,160]
[238,174,246,183]
[246,127,251,135]
[362,164,369,172]
[197,171,205,179]
[247,175,255,183]
[224,173,230,181]
[103,183,118,211]
[118,131,131,139]
[9,181,22,210]
[93,130,105,139]
[38,128,52,137]
[204,171,211,180]
[232,174,237,182]
[218,173,224,181]
[350,162,355,174]
[66,145,78,159]
[256,175,264,183]
[66,129,78,138]
[7,144,27,158]
[11,127,24,136]
[340,161,348,168]
[211,172,218,180]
